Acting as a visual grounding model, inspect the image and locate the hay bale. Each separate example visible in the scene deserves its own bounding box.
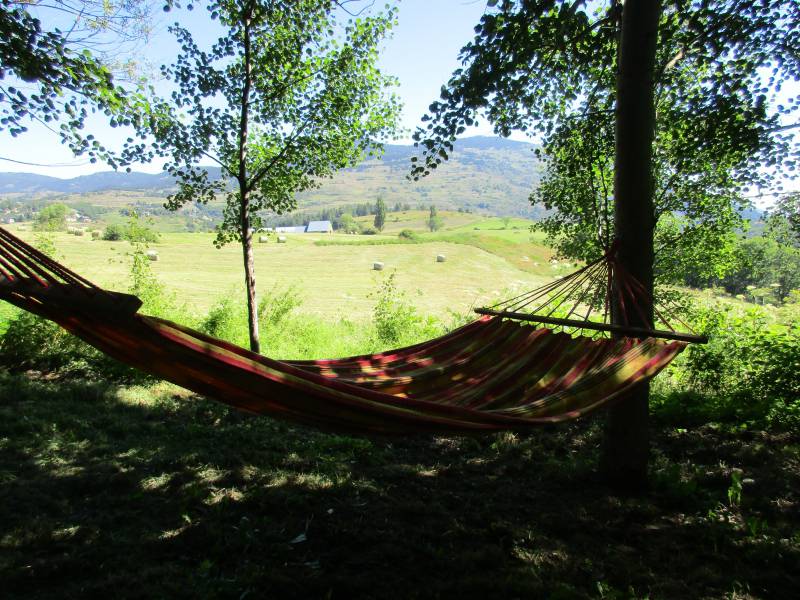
[373,262,384,271]
[91,231,101,239]
[146,250,159,262]
[277,236,287,244]
[258,235,269,243]
[436,254,446,263]
[73,229,85,236]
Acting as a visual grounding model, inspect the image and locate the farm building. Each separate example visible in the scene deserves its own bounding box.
[306,220,333,234]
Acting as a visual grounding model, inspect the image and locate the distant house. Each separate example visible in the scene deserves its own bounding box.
[306,220,333,234]
[274,225,307,234]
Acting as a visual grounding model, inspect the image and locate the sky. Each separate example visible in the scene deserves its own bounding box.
[0,0,796,207]
[0,0,521,178]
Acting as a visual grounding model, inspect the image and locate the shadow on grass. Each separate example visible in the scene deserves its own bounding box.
[1,372,798,599]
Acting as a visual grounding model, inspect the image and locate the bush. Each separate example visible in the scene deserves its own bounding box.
[361,226,378,235]
[34,203,69,232]
[102,224,125,241]
[101,217,159,244]
[398,229,418,241]
[658,303,800,431]
[370,272,442,347]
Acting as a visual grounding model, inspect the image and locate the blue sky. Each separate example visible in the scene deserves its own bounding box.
[0,0,521,178]
[0,0,796,207]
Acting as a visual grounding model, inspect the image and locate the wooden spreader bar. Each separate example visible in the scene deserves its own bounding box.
[474,308,709,344]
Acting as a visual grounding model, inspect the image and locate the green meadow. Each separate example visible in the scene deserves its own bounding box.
[6,213,562,320]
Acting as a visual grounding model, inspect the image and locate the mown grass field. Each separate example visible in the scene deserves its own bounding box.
[5,215,562,319]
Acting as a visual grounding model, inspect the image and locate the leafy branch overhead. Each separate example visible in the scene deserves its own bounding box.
[132,0,401,352]
[0,1,159,167]
[411,0,799,281]
[137,0,401,246]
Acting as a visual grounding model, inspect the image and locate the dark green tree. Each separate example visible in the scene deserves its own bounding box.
[374,196,387,231]
[427,204,442,231]
[142,1,401,352]
[412,0,799,487]
[765,193,800,248]
[722,237,800,304]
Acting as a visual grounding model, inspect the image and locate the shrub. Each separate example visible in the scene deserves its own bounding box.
[361,226,378,235]
[102,224,125,241]
[199,294,248,347]
[659,303,800,431]
[370,272,442,347]
[398,229,418,241]
[258,286,303,328]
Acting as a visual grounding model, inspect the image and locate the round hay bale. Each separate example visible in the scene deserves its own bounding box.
[373,262,384,271]
[146,250,159,262]
[258,235,269,243]
[91,231,101,239]
[277,236,287,244]
[436,254,446,262]
[74,229,85,236]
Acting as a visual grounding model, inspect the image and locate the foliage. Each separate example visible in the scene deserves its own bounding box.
[373,196,387,231]
[135,0,401,351]
[411,0,799,280]
[721,237,800,304]
[370,271,442,347]
[33,203,68,231]
[398,228,418,240]
[765,192,800,248]
[661,303,800,431]
[102,216,159,243]
[338,212,360,234]
[426,204,443,232]
[0,1,154,167]
[124,212,160,243]
[102,223,125,241]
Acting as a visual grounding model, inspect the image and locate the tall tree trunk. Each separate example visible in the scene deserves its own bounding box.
[238,8,260,354]
[601,0,661,490]
[241,187,259,353]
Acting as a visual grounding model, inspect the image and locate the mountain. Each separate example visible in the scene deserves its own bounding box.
[0,136,545,217]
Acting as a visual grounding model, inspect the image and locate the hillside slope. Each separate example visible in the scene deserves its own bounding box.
[0,136,544,218]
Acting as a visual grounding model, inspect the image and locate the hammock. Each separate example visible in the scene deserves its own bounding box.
[0,227,689,435]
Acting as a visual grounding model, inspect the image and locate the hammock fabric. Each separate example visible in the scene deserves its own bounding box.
[0,227,687,435]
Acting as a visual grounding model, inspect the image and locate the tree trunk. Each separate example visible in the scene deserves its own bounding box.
[601,0,661,490]
[241,187,260,353]
[238,9,260,354]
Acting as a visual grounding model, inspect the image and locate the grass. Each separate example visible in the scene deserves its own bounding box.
[0,371,797,599]
[1,216,798,598]
[5,222,553,320]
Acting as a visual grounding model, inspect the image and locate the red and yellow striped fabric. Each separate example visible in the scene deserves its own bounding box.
[26,303,684,435]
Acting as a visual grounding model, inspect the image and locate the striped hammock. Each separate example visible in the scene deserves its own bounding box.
[0,227,686,435]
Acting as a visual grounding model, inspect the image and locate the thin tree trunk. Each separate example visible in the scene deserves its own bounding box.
[238,8,260,354]
[601,0,661,490]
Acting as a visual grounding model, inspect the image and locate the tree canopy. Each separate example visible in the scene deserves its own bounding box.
[0,1,156,167]
[412,0,799,283]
